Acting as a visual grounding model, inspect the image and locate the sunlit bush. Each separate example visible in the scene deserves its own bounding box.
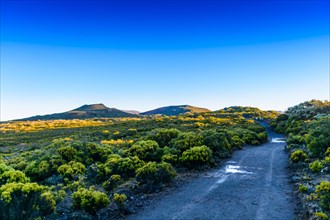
[316,181,330,210]
[180,146,213,168]
[136,162,176,191]
[72,187,109,214]
[171,132,203,152]
[25,160,52,181]
[290,150,308,163]
[102,174,121,192]
[0,170,30,184]
[309,160,323,173]
[57,146,77,161]
[57,161,86,181]
[147,128,180,148]
[0,182,55,219]
[201,129,231,157]
[113,193,127,212]
[127,140,162,162]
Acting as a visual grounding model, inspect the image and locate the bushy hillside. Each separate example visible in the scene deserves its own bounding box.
[141,105,211,116]
[272,100,330,219]
[0,107,269,219]
[18,104,137,121]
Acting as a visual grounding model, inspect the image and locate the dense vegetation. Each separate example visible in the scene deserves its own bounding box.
[0,106,274,219]
[272,100,330,219]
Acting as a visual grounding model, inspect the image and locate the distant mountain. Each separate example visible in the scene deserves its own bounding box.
[18,104,137,121]
[121,110,140,115]
[141,105,211,116]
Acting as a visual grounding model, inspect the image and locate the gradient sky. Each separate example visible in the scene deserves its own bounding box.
[1,0,329,121]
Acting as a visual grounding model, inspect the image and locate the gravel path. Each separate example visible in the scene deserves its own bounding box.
[127,129,295,220]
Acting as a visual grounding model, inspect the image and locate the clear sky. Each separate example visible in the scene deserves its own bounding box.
[1,0,329,121]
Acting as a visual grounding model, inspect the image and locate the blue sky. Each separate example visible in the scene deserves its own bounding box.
[1,0,329,120]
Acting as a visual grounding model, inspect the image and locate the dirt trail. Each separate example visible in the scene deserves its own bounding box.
[127,129,295,220]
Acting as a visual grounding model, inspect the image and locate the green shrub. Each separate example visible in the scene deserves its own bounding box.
[234,129,259,145]
[24,160,52,181]
[180,146,213,168]
[57,146,77,161]
[57,161,86,181]
[257,132,268,143]
[101,155,144,179]
[127,140,162,162]
[290,150,308,163]
[314,212,328,219]
[72,187,110,214]
[113,193,127,212]
[201,129,231,157]
[287,134,305,145]
[102,174,121,192]
[229,135,245,149]
[325,147,330,157]
[299,184,308,193]
[161,154,178,165]
[171,132,203,152]
[8,157,27,171]
[0,170,30,184]
[53,189,67,203]
[39,191,56,215]
[309,160,323,173]
[0,164,14,175]
[251,140,260,146]
[0,182,55,219]
[136,162,176,191]
[306,118,330,157]
[148,128,180,148]
[71,141,112,164]
[316,181,330,210]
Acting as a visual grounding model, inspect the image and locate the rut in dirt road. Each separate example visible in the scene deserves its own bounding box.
[127,131,295,220]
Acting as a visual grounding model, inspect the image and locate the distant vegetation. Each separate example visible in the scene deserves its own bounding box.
[0,106,275,219]
[18,104,137,121]
[141,105,211,116]
[12,104,214,121]
[272,100,330,219]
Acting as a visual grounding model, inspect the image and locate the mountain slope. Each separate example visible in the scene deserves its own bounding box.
[141,105,210,116]
[18,104,137,121]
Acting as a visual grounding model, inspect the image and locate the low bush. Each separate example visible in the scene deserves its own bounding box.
[136,162,176,191]
[57,146,77,161]
[25,160,52,181]
[316,181,330,210]
[299,184,308,193]
[0,170,30,184]
[201,129,231,157]
[102,174,121,192]
[148,128,180,148]
[113,193,127,212]
[57,161,86,181]
[180,146,213,168]
[0,164,14,175]
[101,155,144,179]
[171,132,203,152]
[306,118,330,157]
[127,140,163,162]
[314,212,328,219]
[72,187,110,214]
[161,154,178,165]
[0,182,55,219]
[309,160,323,173]
[325,147,330,157]
[290,150,308,163]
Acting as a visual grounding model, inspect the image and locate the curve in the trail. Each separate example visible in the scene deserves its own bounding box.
[127,131,295,220]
